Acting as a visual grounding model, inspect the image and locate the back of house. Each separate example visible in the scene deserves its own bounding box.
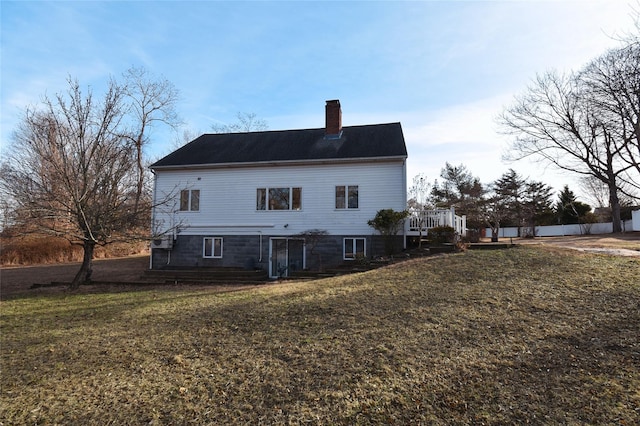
[150,100,408,278]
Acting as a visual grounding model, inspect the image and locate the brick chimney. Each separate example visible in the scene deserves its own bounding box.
[325,99,342,138]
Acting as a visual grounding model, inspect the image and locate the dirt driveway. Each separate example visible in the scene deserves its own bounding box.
[0,255,264,300]
[511,233,640,256]
[0,255,150,300]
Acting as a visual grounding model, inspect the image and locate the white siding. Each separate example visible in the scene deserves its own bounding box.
[153,160,406,237]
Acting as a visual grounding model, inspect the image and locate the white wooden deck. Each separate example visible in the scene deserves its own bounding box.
[406,207,467,236]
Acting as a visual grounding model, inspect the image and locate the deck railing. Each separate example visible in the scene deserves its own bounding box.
[407,207,467,236]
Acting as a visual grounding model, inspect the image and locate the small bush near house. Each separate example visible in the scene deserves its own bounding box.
[367,208,409,255]
[464,229,481,243]
[426,225,457,245]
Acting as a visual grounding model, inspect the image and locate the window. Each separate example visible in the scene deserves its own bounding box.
[257,187,302,210]
[203,237,223,258]
[292,187,301,210]
[336,185,358,209]
[344,238,366,260]
[257,188,266,211]
[180,189,200,211]
[269,188,290,210]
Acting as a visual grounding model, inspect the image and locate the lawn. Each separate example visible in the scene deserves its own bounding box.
[1,246,639,424]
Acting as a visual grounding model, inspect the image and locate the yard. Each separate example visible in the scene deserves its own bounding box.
[1,244,639,424]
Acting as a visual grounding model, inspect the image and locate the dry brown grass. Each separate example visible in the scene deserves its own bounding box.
[513,232,640,251]
[0,234,148,266]
[1,245,639,424]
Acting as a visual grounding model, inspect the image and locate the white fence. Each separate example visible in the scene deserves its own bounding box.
[408,207,467,236]
[485,210,639,238]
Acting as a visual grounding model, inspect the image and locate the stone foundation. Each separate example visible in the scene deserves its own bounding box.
[150,234,403,271]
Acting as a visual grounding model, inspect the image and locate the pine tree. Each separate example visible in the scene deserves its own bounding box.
[555,185,592,224]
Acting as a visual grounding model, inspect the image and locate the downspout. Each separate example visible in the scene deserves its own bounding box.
[149,168,157,270]
[402,159,408,249]
[258,231,263,262]
[168,199,176,266]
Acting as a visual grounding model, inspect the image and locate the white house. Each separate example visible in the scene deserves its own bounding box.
[149,100,408,277]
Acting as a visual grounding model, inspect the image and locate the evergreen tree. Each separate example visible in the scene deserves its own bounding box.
[430,163,484,229]
[492,169,526,227]
[522,181,555,235]
[555,185,592,224]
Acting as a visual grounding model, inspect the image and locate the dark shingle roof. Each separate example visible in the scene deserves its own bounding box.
[151,123,407,169]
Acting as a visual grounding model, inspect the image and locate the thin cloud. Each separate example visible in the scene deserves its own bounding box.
[1,0,636,201]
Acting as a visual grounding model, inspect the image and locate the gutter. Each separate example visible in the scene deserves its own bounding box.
[150,155,408,172]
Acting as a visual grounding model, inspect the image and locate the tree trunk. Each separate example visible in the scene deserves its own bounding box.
[529,218,536,237]
[609,185,622,233]
[70,240,95,290]
[135,141,144,213]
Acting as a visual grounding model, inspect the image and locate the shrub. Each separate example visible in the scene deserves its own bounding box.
[427,226,457,245]
[464,229,481,243]
[367,209,410,255]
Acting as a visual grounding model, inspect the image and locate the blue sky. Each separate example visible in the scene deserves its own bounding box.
[1,0,636,203]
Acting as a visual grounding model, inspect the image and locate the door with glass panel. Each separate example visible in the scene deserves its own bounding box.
[269,238,304,278]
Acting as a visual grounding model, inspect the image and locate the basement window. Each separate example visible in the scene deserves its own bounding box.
[344,237,366,260]
[203,237,223,258]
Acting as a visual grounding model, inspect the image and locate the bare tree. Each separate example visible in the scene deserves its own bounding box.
[580,40,640,184]
[0,194,16,234]
[121,67,180,212]
[479,187,507,242]
[1,73,178,289]
[407,173,431,247]
[499,70,632,232]
[166,113,268,154]
[211,112,268,133]
[580,175,611,208]
[500,19,640,233]
[293,229,329,272]
[169,128,201,151]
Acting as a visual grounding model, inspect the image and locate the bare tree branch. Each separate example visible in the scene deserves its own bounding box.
[499,41,640,232]
[210,112,268,134]
[0,72,180,289]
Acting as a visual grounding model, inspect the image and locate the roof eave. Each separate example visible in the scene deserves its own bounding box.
[150,155,407,172]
